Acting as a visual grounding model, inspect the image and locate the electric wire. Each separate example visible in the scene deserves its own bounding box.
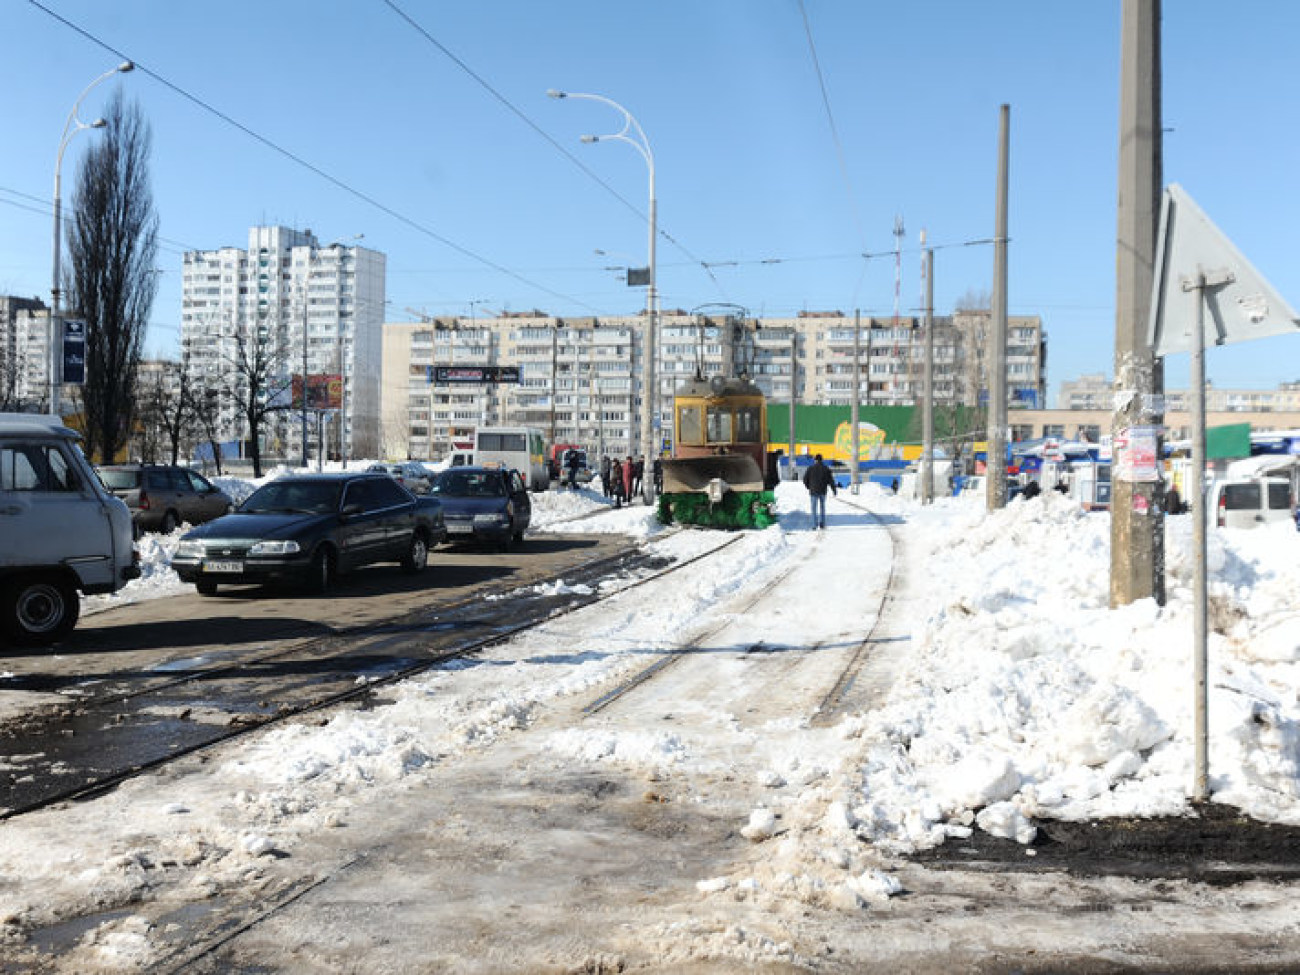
[378,0,728,298]
[0,184,197,257]
[26,0,601,314]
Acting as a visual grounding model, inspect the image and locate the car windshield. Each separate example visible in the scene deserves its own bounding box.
[432,471,505,498]
[240,480,341,513]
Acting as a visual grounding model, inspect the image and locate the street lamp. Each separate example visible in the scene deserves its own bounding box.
[50,60,134,416]
[548,88,657,504]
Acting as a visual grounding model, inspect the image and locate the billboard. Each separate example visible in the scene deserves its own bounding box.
[291,374,342,409]
[428,365,521,384]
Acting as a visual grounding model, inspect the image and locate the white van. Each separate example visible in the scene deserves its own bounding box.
[0,414,140,644]
[1208,476,1293,529]
[474,427,549,492]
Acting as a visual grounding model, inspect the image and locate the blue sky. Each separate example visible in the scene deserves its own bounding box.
[3,1,1299,405]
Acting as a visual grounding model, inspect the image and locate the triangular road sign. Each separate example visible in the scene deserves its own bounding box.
[1148,183,1299,356]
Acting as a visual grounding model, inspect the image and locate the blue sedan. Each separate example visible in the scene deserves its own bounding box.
[430,466,531,550]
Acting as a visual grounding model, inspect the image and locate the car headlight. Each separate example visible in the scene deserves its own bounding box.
[248,539,302,556]
[174,539,205,559]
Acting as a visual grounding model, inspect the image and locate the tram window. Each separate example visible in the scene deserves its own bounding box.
[678,405,703,444]
[735,406,761,443]
[706,408,733,443]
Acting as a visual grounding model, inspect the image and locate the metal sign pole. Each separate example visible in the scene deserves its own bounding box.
[1188,271,1209,801]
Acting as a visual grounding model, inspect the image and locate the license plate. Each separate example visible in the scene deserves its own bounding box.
[203,560,244,573]
[447,524,472,534]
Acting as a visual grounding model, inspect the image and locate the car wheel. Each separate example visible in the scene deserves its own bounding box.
[306,547,335,594]
[159,510,179,534]
[1,576,80,646]
[196,578,218,596]
[401,532,429,574]
[512,524,525,545]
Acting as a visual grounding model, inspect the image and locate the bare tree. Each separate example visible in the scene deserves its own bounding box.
[136,357,201,465]
[954,288,991,313]
[66,89,158,464]
[217,322,294,479]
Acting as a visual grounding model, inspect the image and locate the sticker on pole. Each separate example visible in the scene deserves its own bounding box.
[1113,425,1159,483]
[1148,184,1299,357]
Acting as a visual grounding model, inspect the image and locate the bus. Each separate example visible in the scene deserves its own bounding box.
[474,427,549,492]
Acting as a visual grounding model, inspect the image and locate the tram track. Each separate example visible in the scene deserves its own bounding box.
[811,495,906,724]
[0,531,742,822]
[580,494,905,725]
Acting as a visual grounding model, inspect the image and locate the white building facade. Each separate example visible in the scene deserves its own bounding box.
[380,308,1047,463]
[180,226,386,461]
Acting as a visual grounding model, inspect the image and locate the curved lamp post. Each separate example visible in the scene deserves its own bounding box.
[50,61,134,416]
[548,88,657,504]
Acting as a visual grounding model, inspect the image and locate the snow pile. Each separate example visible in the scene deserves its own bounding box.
[851,489,1300,852]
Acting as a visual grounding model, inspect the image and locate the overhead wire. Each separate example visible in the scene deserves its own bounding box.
[378,0,728,299]
[0,184,198,258]
[797,0,873,309]
[26,0,601,314]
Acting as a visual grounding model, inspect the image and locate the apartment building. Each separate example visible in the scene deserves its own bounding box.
[381,308,1048,462]
[1059,374,1300,418]
[0,295,51,410]
[180,226,386,459]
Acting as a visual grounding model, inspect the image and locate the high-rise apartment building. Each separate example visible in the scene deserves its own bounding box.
[381,308,1047,461]
[180,226,385,459]
[0,295,51,410]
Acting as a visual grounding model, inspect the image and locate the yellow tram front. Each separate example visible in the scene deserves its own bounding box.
[657,375,777,529]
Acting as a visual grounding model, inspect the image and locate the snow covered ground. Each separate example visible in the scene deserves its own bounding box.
[5,467,1300,969]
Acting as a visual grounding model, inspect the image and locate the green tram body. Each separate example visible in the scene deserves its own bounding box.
[656,375,778,529]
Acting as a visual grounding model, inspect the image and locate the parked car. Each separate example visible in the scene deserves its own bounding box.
[98,463,233,535]
[429,465,531,550]
[1208,476,1293,529]
[366,461,433,495]
[0,413,139,645]
[170,472,446,595]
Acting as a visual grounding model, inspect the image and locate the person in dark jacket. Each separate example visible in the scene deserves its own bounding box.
[600,455,612,498]
[564,448,582,489]
[802,454,837,529]
[609,458,624,507]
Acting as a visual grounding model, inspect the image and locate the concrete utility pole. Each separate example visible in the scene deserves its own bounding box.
[788,330,798,477]
[921,233,935,504]
[851,309,861,491]
[1110,0,1165,607]
[986,104,1010,510]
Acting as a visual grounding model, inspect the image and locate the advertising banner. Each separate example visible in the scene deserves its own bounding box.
[62,319,86,385]
[291,374,342,409]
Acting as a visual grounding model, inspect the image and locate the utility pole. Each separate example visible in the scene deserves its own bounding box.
[786,330,798,478]
[987,104,1010,510]
[921,232,935,504]
[1110,0,1165,607]
[851,309,860,491]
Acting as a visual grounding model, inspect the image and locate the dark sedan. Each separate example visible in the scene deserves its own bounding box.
[170,473,446,595]
[430,466,530,550]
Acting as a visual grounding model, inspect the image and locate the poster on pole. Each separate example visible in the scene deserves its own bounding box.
[1112,425,1159,483]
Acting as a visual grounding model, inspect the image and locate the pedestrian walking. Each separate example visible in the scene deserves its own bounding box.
[623,455,635,503]
[652,455,663,494]
[565,448,581,490]
[632,456,644,498]
[802,454,837,529]
[610,458,624,508]
[600,455,612,498]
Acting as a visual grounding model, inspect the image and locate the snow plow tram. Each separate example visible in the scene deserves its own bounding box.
[656,374,778,529]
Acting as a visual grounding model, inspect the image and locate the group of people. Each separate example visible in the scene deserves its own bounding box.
[597,454,662,507]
